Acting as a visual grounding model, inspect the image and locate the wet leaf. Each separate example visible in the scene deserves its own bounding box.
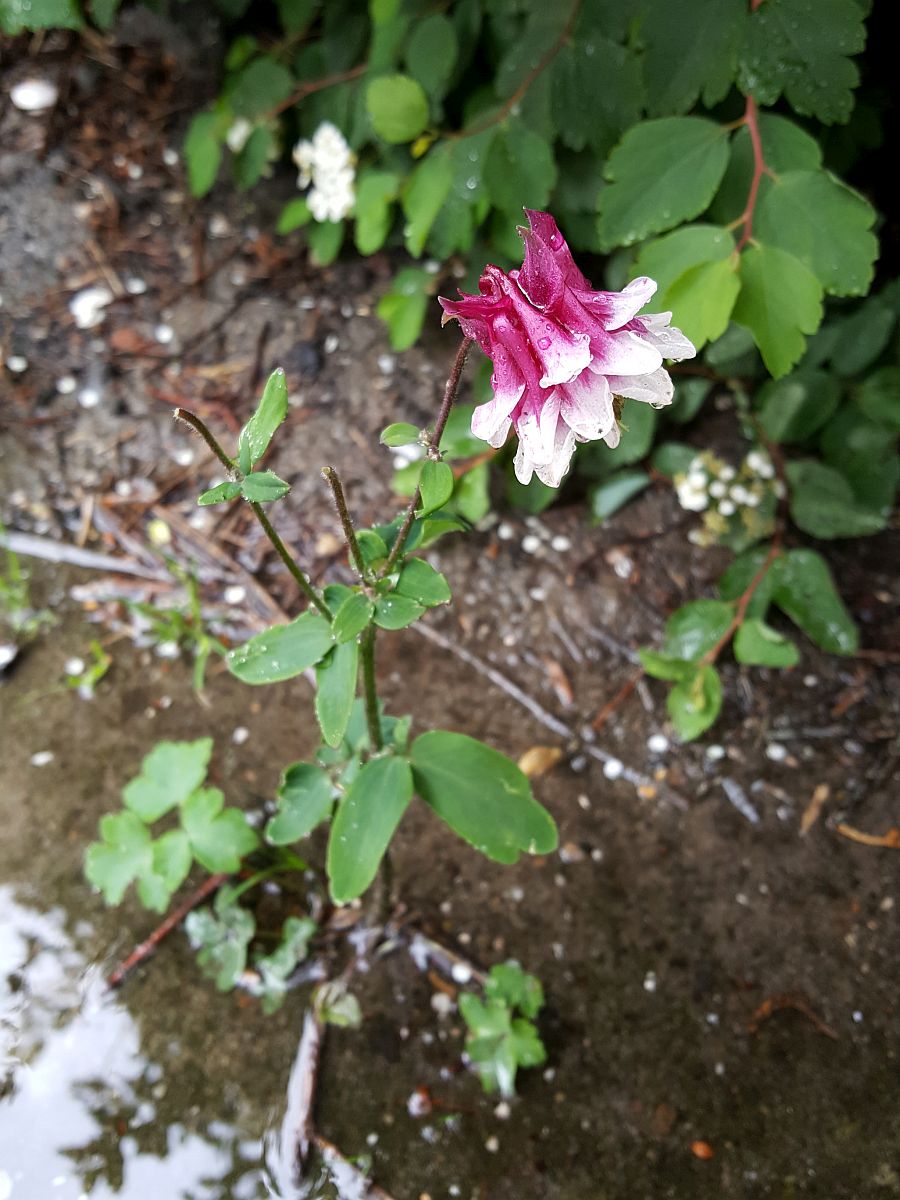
[237,369,288,469]
[266,762,334,845]
[733,618,800,668]
[198,481,241,506]
[123,738,214,822]
[667,664,723,741]
[186,896,255,991]
[85,811,153,905]
[327,756,413,903]
[227,612,334,684]
[180,787,259,872]
[395,558,451,606]
[332,592,375,643]
[315,639,358,748]
[240,470,291,502]
[663,600,734,662]
[418,460,454,516]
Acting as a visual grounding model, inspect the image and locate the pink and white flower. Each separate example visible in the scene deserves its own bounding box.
[439,210,696,487]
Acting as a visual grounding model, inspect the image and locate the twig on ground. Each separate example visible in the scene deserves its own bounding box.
[312,1135,398,1200]
[279,1010,324,1174]
[747,993,838,1040]
[0,529,169,581]
[835,823,900,849]
[106,872,227,989]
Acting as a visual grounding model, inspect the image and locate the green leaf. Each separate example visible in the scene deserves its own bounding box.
[598,118,730,249]
[186,899,255,991]
[332,593,375,643]
[664,257,741,350]
[366,73,429,143]
[484,122,557,217]
[356,529,389,569]
[238,369,288,469]
[315,640,359,748]
[771,548,858,654]
[756,368,842,442]
[485,961,544,1019]
[227,611,334,684]
[229,57,294,118]
[638,648,696,682]
[588,469,651,521]
[354,169,401,255]
[829,302,896,377]
[410,731,558,865]
[266,762,334,844]
[640,0,746,114]
[377,268,431,349]
[755,171,877,298]
[90,0,121,30]
[137,830,192,913]
[327,756,413,902]
[240,470,291,502]
[254,914,317,1013]
[632,225,734,297]
[732,244,824,378]
[663,600,734,661]
[181,787,258,873]
[668,664,723,741]
[856,367,900,431]
[85,812,152,906]
[552,35,642,152]
[418,460,454,516]
[380,422,420,447]
[717,546,780,619]
[402,148,453,257]
[1,0,83,31]
[314,978,362,1027]
[733,618,800,668]
[307,219,344,266]
[123,738,213,822]
[395,558,451,607]
[406,13,458,97]
[232,125,274,190]
[198,481,241,506]
[710,114,822,225]
[737,0,867,124]
[184,112,223,198]
[460,996,546,1097]
[786,460,886,537]
[277,0,317,35]
[577,400,658,476]
[373,594,425,630]
[651,442,698,478]
[452,462,491,523]
[277,197,313,234]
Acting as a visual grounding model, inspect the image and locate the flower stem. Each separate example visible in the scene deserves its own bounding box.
[735,94,768,252]
[322,466,369,581]
[173,406,331,620]
[381,336,473,576]
[360,624,382,751]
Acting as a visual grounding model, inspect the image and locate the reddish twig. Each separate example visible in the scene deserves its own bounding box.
[591,667,644,732]
[835,823,900,849]
[273,63,367,116]
[701,535,783,666]
[106,872,228,989]
[734,94,770,252]
[747,993,838,1040]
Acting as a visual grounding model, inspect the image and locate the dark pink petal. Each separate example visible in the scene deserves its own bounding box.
[523,210,590,290]
[579,276,657,330]
[487,267,590,387]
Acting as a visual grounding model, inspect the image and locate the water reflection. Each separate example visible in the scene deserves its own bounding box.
[0,886,267,1199]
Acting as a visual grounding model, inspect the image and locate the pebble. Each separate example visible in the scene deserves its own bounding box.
[171,446,194,466]
[602,758,624,780]
[430,992,454,1018]
[224,585,247,605]
[494,1101,511,1120]
[69,285,113,329]
[484,1136,499,1153]
[765,742,788,762]
[154,324,174,345]
[0,645,18,671]
[323,334,340,354]
[31,751,54,767]
[64,657,86,676]
[852,1010,863,1023]
[155,641,180,659]
[78,386,102,409]
[125,277,147,295]
[6,355,28,373]
[647,733,669,754]
[550,535,571,552]
[497,522,514,541]
[377,354,395,375]
[521,534,541,554]
[11,77,59,111]
[232,726,250,745]
[56,375,77,394]
[450,962,472,985]
[705,744,726,761]
[643,971,657,993]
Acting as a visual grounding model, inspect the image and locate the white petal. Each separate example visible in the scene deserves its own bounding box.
[514,439,535,485]
[607,367,674,408]
[637,312,696,361]
[535,425,576,488]
[559,371,616,441]
[587,276,657,329]
[588,330,662,377]
[471,380,524,443]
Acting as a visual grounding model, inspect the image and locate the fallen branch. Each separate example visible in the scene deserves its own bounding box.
[106,872,227,989]
[835,823,900,849]
[1,529,169,581]
[278,1010,324,1175]
[747,993,838,1040]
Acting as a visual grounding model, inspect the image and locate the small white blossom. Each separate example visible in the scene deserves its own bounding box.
[69,285,114,329]
[226,118,253,153]
[718,499,736,517]
[292,122,355,222]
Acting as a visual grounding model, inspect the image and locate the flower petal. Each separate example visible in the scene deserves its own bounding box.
[559,371,616,441]
[523,210,590,290]
[607,366,674,407]
[581,276,658,330]
[632,312,696,361]
[587,330,663,377]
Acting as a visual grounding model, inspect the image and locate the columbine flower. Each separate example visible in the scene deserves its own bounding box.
[292,121,355,223]
[439,210,696,487]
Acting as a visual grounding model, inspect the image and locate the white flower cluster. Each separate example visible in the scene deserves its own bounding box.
[675,448,783,548]
[292,122,355,223]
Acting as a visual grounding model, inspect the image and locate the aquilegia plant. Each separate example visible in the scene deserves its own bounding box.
[86,211,693,1074]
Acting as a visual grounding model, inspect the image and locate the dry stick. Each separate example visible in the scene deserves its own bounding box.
[312,1135,398,1200]
[174,407,332,619]
[106,872,227,989]
[380,336,473,577]
[278,1010,324,1176]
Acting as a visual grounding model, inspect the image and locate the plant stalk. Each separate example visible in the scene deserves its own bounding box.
[360,624,382,751]
[322,466,369,580]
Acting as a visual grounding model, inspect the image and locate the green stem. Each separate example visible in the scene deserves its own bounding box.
[322,466,369,581]
[381,335,473,576]
[173,407,331,620]
[224,865,281,904]
[360,624,382,751]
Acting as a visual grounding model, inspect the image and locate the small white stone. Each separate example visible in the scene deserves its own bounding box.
[705,744,726,761]
[494,1101,511,1120]
[154,324,174,345]
[0,645,17,670]
[125,277,147,295]
[647,733,669,754]
[155,640,180,659]
[602,758,623,780]
[377,354,395,375]
[852,1010,863,1023]
[450,962,472,985]
[162,146,179,166]
[6,355,28,373]
[521,534,541,554]
[232,726,250,745]
[550,535,571,553]
[528,587,546,602]
[484,1136,500,1154]
[705,1012,720,1026]
[69,285,114,329]
[224,585,246,605]
[31,750,54,767]
[714,1061,726,1077]
[803,674,818,688]
[56,375,77,394]
[497,522,514,541]
[11,77,59,111]
[643,971,657,993]
[78,386,102,409]
[171,446,194,466]
[765,742,788,762]
[65,657,86,676]
[430,992,454,1018]
[324,334,340,354]
[127,162,143,180]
